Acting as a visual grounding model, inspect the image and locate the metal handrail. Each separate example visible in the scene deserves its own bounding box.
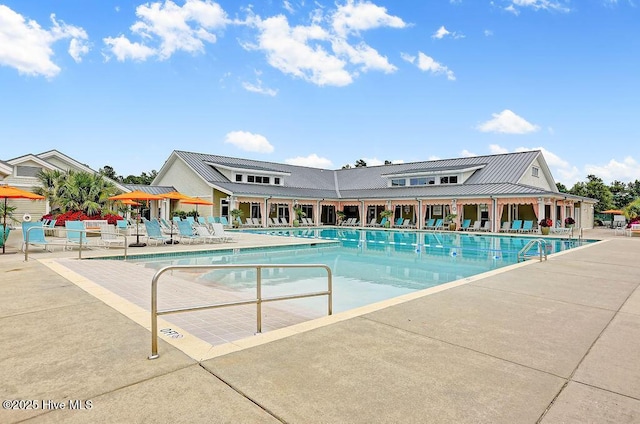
[517,238,548,262]
[149,263,333,359]
[24,225,128,261]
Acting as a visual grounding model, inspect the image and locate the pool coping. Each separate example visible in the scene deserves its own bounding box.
[39,235,605,362]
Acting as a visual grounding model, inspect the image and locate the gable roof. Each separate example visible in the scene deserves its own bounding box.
[162,149,562,200]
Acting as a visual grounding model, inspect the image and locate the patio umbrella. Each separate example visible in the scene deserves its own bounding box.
[108,191,164,247]
[601,209,624,228]
[180,197,214,218]
[158,191,198,244]
[0,185,45,254]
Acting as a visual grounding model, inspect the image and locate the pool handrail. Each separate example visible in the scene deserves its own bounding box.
[148,263,333,359]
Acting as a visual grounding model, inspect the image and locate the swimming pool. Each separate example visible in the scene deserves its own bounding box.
[132,229,590,314]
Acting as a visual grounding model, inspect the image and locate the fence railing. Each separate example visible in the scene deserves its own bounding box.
[24,225,128,261]
[148,263,333,359]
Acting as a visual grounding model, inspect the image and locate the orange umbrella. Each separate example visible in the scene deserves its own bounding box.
[0,185,45,254]
[180,197,214,218]
[108,191,165,246]
[118,199,141,206]
[601,209,623,214]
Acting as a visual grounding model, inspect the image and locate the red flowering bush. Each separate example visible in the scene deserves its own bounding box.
[564,217,575,225]
[42,211,123,226]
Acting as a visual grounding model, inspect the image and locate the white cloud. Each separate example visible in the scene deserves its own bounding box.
[0,5,88,77]
[461,149,477,157]
[484,29,494,36]
[103,35,156,61]
[283,1,295,14]
[224,131,274,153]
[432,25,464,40]
[103,0,227,61]
[477,110,540,134]
[242,77,278,96]
[285,153,333,168]
[360,157,404,166]
[245,1,406,86]
[402,51,456,81]
[504,0,571,15]
[584,156,640,183]
[331,0,406,37]
[488,144,510,154]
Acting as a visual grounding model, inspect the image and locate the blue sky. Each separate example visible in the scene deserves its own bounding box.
[1,0,639,186]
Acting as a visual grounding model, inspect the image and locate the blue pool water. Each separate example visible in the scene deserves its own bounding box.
[132,229,591,314]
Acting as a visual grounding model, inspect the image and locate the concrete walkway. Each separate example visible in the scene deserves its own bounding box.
[1,229,639,423]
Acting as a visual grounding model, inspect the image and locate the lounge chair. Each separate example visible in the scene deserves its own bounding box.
[480,221,491,232]
[211,223,234,242]
[468,221,481,231]
[423,219,435,229]
[365,218,378,227]
[550,220,572,235]
[144,220,169,245]
[194,224,223,243]
[432,219,444,230]
[521,220,534,233]
[509,220,523,232]
[21,222,62,252]
[65,221,90,249]
[241,218,254,228]
[116,219,132,235]
[304,217,314,225]
[499,221,511,232]
[280,217,289,226]
[197,216,207,225]
[219,217,229,226]
[186,216,195,225]
[172,216,182,223]
[459,219,472,231]
[379,217,388,227]
[98,223,125,248]
[176,220,204,244]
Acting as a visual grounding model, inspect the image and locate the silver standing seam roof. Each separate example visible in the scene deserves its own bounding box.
[172,150,561,200]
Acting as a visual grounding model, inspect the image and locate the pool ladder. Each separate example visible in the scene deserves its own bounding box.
[517,238,549,263]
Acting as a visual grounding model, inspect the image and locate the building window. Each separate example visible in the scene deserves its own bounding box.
[440,175,458,184]
[409,177,435,186]
[391,178,406,186]
[532,166,539,177]
[246,175,273,185]
[247,175,255,183]
[274,177,280,185]
[235,174,243,182]
[16,165,41,177]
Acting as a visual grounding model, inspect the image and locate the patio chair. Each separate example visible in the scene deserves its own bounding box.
[194,224,224,243]
[432,219,444,230]
[521,220,534,233]
[499,221,511,232]
[176,220,204,244]
[219,217,229,226]
[186,216,195,225]
[143,220,168,245]
[379,217,388,227]
[424,219,436,230]
[98,223,125,248]
[211,223,234,242]
[197,216,207,225]
[550,220,571,235]
[480,221,491,232]
[509,220,522,232]
[21,221,62,252]
[65,221,90,249]
[459,219,472,231]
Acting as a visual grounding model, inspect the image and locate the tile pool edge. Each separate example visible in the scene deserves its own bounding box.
[37,239,606,363]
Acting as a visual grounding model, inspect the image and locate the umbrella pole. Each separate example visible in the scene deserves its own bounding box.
[2,197,6,254]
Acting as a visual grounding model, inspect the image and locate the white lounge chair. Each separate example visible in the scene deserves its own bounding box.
[195,224,224,243]
[98,223,125,248]
[211,223,234,242]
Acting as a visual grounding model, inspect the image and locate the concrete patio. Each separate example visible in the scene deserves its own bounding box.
[1,228,638,423]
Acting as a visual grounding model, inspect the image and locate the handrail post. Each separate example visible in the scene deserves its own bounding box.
[78,229,83,260]
[327,267,333,316]
[149,271,160,359]
[24,226,31,262]
[256,266,262,333]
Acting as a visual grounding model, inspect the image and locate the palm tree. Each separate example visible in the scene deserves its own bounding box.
[58,171,118,216]
[33,169,65,211]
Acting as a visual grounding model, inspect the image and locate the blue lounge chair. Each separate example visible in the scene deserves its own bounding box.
[510,220,523,232]
[21,221,60,252]
[186,216,195,225]
[433,218,444,230]
[176,220,203,244]
[460,219,471,231]
[65,221,89,248]
[424,219,435,229]
[521,220,534,233]
[393,218,403,227]
[144,220,169,245]
[197,216,207,225]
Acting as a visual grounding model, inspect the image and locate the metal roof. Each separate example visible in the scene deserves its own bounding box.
[171,150,549,200]
[124,184,175,195]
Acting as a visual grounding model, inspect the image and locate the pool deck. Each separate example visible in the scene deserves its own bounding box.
[1,228,639,423]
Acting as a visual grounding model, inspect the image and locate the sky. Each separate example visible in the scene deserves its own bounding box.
[1,0,639,186]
